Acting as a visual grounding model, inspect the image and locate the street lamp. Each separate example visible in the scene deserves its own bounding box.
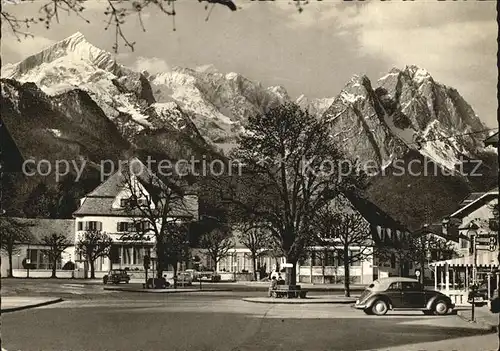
[192,256,202,290]
[467,221,479,322]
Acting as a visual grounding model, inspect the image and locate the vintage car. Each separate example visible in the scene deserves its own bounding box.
[354,277,455,316]
[103,269,131,284]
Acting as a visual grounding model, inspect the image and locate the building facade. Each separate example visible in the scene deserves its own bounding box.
[210,191,413,284]
[72,159,198,277]
[1,218,75,278]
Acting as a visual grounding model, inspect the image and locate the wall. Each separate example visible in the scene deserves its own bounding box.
[75,215,156,272]
[11,269,75,278]
[1,244,75,278]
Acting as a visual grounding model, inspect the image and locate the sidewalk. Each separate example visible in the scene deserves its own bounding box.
[457,305,499,332]
[1,296,63,313]
[242,295,358,304]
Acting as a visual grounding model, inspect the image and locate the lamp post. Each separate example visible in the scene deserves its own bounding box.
[192,256,202,290]
[468,221,479,322]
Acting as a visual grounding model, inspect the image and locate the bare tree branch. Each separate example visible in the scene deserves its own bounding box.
[41,232,72,278]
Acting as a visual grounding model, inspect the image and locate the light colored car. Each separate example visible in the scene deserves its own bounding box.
[354,277,455,316]
[167,272,193,286]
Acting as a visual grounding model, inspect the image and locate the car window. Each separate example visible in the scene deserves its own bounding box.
[388,282,401,290]
[402,282,422,291]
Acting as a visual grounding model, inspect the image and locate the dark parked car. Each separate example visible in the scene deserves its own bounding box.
[103,269,131,284]
[354,277,455,316]
[468,282,496,306]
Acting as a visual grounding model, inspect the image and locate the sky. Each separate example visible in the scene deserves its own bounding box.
[1,0,498,128]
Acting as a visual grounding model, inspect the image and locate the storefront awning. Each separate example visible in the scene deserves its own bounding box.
[430,251,499,268]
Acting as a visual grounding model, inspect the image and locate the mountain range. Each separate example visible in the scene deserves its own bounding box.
[1,32,497,229]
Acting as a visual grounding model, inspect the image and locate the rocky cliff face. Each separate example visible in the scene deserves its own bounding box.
[1,33,497,227]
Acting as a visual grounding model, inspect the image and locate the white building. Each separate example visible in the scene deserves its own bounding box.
[215,191,413,285]
[72,159,198,278]
[1,218,75,278]
[430,187,499,304]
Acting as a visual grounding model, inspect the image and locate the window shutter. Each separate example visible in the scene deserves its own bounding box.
[117,222,121,232]
[84,221,89,230]
[78,222,83,231]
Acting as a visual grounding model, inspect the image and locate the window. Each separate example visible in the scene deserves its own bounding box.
[325,251,336,266]
[134,221,151,232]
[121,197,148,208]
[117,222,131,232]
[388,282,401,290]
[402,282,422,291]
[110,246,120,264]
[350,250,361,266]
[137,198,148,207]
[77,221,102,231]
[460,238,468,249]
[27,249,62,270]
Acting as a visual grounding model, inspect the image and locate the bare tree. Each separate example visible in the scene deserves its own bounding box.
[158,221,190,288]
[315,196,373,297]
[0,217,33,277]
[377,232,459,284]
[217,102,363,285]
[41,233,72,278]
[120,161,197,280]
[2,0,238,52]
[76,230,113,279]
[1,1,315,53]
[199,225,234,273]
[235,223,270,280]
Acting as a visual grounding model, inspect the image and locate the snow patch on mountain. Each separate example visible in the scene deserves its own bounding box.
[48,128,62,137]
[415,120,467,171]
[340,91,363,104]
[406,65,432,84]
[153,70,235,126]
[296,95,336,117]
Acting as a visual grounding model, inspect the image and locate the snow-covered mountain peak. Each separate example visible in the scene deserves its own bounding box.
[194,64,219,74]
[225,72,240,80]
[2,32,116,80]
[403,65,433,84]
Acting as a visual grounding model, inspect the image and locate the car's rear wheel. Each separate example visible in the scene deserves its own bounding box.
[372,300,389,316]
[434,300,448,315]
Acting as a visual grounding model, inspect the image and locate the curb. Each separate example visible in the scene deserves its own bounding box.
[242,297,356,305]
[103,287,233,293]
[1,298,63,313]
[456,310,498,333]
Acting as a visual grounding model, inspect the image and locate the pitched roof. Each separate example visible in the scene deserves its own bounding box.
[458,192,486,207]
[484,131,499,147]
[7,217,75,244]
[450,189,498,219]
[343,190,408,232]
[74,158,198,218]
[0,117,25,172]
